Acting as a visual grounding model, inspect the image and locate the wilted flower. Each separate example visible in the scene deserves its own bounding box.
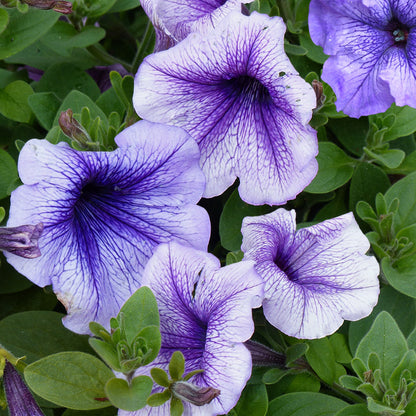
[309,0,416,118]
[241,209,380,339]
[134,11,318,206]
[0,223,43,259]
[119,241,263,416]
[141,0,252,51]
[5,121,210,334]
[3,361,45,416]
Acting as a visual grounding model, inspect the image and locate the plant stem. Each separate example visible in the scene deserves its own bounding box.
[87,44,133,73]
[132,20,155,73]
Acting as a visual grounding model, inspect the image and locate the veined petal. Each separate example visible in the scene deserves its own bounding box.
[309,0,416,117]
[132,241,263,415]
[134,12,318,205]
[242,210,380,339]
[6,121,210,334]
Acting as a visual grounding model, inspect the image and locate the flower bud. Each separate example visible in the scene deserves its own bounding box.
[0,223,43,259]
[171,381,220,406]
[59,109,91,148]
[312,79,326,110]
[22,0,72,13]
[3,361,45,416]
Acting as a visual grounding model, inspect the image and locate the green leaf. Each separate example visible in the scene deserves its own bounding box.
[0,252,31,294]
[306,338,337,384]
[36,63,100,100]
[334,404,374,416]
[384,172,416,231]
[117,287,159,346]
[169,351,185,380]
[225,250,244,265]
[349,162,390,212]
[0,148,18,199]
[367,398,405,415]
[105,376,153,411]
[355,311,408,384]
[40,22,105,57]
[75,0,117,18]
[267,392,348,416]
[329,334,352,365]
[305,142,354,193]
[108,0,140,12]
[408,328,416,350]
[151,368,170,388]
[0,80,34,123]
[381,105,416,142]
[0,8,9,36]
[381,255,416,299]
[389,349,416,391]
[219,188,273,251]
[170,397,184,416]
[88,338,120,371]
[349,286,416,354]
[299,32,327,64]
[0,311,91,363]
[262,368,287,385]
[327,117,368,157]
[24,352,114,410]
[28,92,61,130]
[364,147,406,169]
[338,375,362,390]
[147,390,171,407]
[234,383,268,416]
[0,8,59,59]
[286,343,309,365]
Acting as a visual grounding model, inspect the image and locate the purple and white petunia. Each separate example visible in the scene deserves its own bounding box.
[241,209,380,339]
[134,11,318,206]
[141,0,252,51]
[119,241,264,416]
[309,0,416,118]
[5,120,210,334]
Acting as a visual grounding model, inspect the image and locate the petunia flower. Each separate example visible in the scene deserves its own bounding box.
[119,241,264,416]
[241,209,380,339]
[140,0,252,51]
[308,0,416,118]
[134,11,318,206]
[5,121,210,335]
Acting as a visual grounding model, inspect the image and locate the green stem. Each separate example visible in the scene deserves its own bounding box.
[131,20,155,73]
[328,382,367,404]
[0,347,27,373]
[87,44,133,73]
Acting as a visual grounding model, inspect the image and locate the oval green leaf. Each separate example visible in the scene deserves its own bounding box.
[24,352,114,409]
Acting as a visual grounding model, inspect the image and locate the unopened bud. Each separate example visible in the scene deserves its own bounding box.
[3,361,45,416]
[171,381,220,406]
[312,80,326,110]
[59,109,90,148]
[22,0,72,13]
[0,223,43,259]
[0,0,18,7]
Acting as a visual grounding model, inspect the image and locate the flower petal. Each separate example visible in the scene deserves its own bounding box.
[6,121,210,334]
[134,11,318,205]
[242,210,380,339]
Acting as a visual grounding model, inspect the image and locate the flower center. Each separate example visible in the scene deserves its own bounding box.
[226,75,272,104]
[389,19,409,45]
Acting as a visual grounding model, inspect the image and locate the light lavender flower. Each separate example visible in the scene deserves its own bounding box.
[241,209,380,339]
[309,0,416,118]
[141,0,252,51]
[5,121,210,335]
[119,241,264,416]
[134,11,318,206]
